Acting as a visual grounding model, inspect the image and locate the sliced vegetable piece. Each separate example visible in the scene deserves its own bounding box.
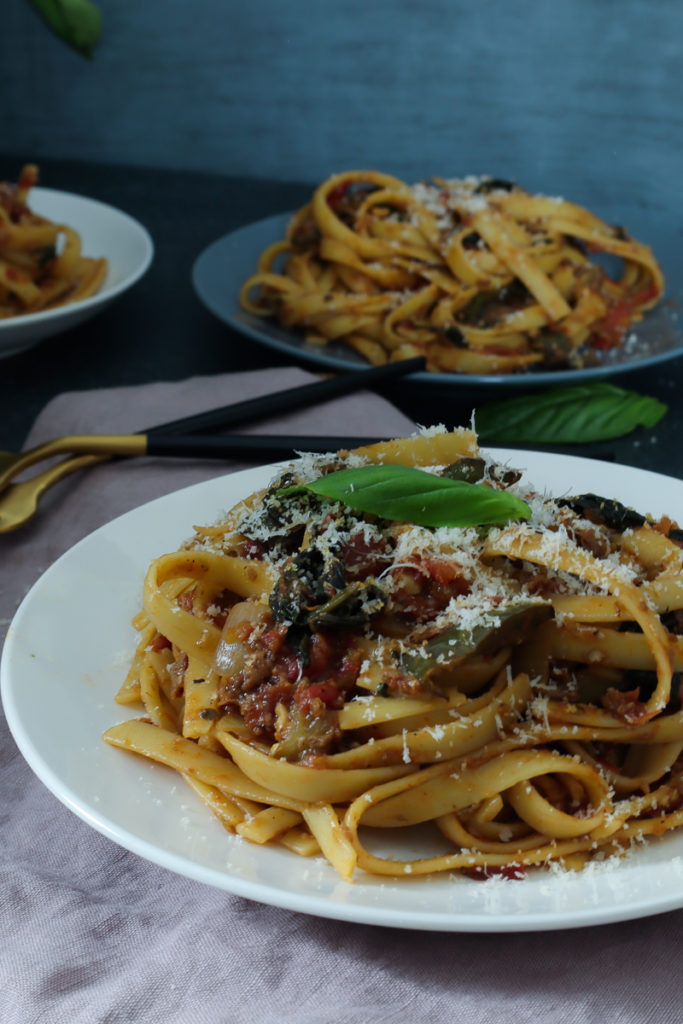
[556,493,646,531]
[403,602,554,681]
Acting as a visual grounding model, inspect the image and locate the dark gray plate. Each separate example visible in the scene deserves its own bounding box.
[192,211,683,390]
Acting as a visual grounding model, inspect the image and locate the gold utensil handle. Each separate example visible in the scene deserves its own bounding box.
[0,453,110,534]
[0,435,147,493]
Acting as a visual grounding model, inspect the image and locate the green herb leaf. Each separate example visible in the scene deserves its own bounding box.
[280,465,531,528]
[29,0,102,57]
[475,382,667,444]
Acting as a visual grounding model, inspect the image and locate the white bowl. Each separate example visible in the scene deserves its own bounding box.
[0,187,154,358]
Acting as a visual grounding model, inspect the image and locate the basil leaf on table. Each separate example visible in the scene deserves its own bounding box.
[280,465,531,528]
[475,383,667,444]
[29,0,102,57]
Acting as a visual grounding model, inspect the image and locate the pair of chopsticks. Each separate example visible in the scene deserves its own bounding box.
[5,356,425,488]
[134,355,426,459]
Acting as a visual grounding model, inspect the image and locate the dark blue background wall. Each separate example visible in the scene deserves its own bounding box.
[2,0,681,221]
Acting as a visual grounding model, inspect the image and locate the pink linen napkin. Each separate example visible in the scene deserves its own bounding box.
[1,369,682,1024]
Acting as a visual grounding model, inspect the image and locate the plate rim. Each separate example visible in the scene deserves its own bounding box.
[4,451,683,932]
[192,211,683,389]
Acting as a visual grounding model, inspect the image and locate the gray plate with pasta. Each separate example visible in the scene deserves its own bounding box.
[192,210,682,388]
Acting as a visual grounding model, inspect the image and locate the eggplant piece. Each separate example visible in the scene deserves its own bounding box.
[462,232,483,250]
[440,458,487,484]
[402,602,553,681]
[457,279,531,328]
[37,245,57,268]
[332,182,382,223]
[474,178,516,194]
[272,702,339,760]
[555,494,646,532]
[661,610,683,636]
[409,323,467,347]
[457,291,490,326]
[530,330,574,368]
[290,219,322,251]
[440,458,522,487]
[441,325,467,347]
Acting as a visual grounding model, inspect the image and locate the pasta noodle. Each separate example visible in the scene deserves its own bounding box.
[104,428,683,881]
[0,164,107,319]
[240,170,664,375]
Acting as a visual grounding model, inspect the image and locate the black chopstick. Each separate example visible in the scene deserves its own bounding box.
[142,433,389,460]
[144,356,426,437]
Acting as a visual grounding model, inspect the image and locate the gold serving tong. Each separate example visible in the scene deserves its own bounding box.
[0,356,425,533]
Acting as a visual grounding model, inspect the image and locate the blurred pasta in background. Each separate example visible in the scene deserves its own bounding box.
[241,170,664,376]
[0,164,107,319]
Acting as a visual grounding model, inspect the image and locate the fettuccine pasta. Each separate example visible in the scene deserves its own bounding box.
[104,429,683,881]
[0,164,107,319]
[240,170,664,375]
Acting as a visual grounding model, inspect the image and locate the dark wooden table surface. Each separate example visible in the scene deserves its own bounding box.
[1,155,681,478]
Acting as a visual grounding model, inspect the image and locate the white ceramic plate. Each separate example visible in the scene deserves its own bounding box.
[0,187,154,358]
[192,213,683,390]
[3,452,683,932]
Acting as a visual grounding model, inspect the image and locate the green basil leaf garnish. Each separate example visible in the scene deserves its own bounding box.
[29,0,102,57]
[280,464,531,528]
[475,382,667,444]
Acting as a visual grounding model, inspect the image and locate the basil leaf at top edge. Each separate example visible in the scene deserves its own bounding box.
[29,0,102,56]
